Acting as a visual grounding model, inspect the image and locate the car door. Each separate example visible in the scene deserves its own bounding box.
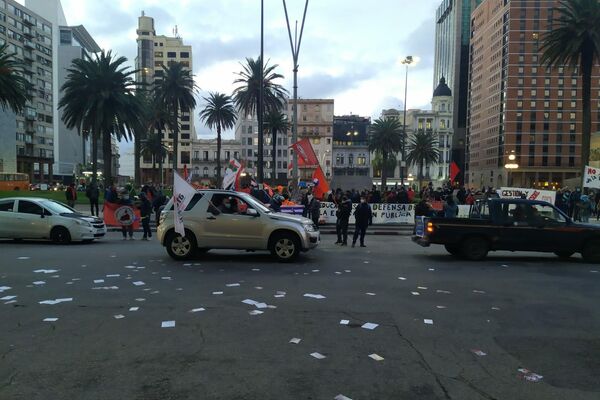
[529,203,575,252]
[202,194,266,249]
[493,203,542,251]
[15,200,51,239]
[0,199,17,238]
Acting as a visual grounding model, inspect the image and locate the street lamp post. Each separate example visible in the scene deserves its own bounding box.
[505,152,519,187]
[401,56,414,187]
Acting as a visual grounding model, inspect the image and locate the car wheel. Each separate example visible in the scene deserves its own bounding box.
[554,251,574,259]
[165,230,196,260]
[270,233,300,263]
[51,227,71,244]
[460,237,489,261]
[582,240,600,264]
[444,244,461,257]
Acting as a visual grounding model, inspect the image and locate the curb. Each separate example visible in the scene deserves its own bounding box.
[107,228,413,236]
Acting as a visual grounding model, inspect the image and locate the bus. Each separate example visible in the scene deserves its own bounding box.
[0,173,30,191]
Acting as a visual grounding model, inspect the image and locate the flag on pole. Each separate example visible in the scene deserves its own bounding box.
[449,161,461,182]
[173,172,197,237]
[311,166,330,200]
[222,159,243,190]
[289,138,319,167]
[183,164,191,183]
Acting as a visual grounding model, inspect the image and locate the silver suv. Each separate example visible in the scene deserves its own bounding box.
[157,190,320,262]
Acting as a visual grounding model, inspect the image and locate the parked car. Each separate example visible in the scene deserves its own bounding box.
[0,197,106,243]
[413,198,600,263]
[157,189,320,262]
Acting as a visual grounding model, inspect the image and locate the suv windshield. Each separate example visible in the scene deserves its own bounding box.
[239,193,271,213]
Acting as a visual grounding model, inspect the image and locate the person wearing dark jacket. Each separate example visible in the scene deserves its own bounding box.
[65,183,77,208]
[335,196,352,246]
[86,181,100,216]
[117,191,134,240]
[139,192,152,240]
[152,190,167,227]
[352,196,372,248]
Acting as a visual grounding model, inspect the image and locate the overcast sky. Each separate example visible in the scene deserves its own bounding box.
[20,0,442,174]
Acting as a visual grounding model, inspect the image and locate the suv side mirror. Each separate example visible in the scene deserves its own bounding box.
[246,208,259,217]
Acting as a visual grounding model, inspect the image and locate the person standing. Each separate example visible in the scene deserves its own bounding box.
[86,181,100,216]
[65,183,77,208]
[152,189,167,226]
[352,196,372,248]
[335,195,352,246]
[308,194,321,227]
[117,190,134,240]
[443,195,459,218]
[139,192,152,240]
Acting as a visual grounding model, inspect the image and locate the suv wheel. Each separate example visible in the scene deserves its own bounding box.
[165,231,196,260]
[51,227,71,244]
[582,240,600,264]
[460,237,489,261]
[270,233,300,262]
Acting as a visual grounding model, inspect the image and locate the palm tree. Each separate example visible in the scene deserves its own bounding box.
[406,130,439,184]
[371,153,397,182]
[233,56,287,182]
[146,100,172,186]
[154,62,197,175]
[141,132,167,183]
[368,118,402,189]
[264,110,289,182]
[59,51,143,186]
[0,44,28,113]
[133,89,151,186]
[541,0,600,185]
[199,92,237,186]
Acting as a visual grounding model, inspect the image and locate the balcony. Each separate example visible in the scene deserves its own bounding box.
[25,110,37,121]
[22,16,34,26]
[23,41,34,50]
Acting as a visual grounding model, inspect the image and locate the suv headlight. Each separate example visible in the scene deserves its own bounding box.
[304,224,316,233]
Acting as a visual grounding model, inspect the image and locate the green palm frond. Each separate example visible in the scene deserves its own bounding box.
[0,44,28,114]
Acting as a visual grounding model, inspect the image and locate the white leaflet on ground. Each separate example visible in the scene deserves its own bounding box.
[33,281,45,285]
[124,266,136,269]
[471,349,487,356]
[424,319,434,325]
[212,291,223,295]
[334,395,352,400]
[361,322,379,330]
[161,277,172,280]
[71,278,81,281]
[0,286,12,292]
[340,319,350,325]
[255,303,268,309]
[518,368,543,382]
[289,338,301,344]
[274,294,285,298]
[4,300,17,304]
[106,274,120,277]
[33,269,59,274]
[51,275,60,278]
[251,268,260,271]
[398,277,407,280]
[473,290,486,294]
[93,279,104,284]
[1,295,16,301]
[310,352,326,359]
[183,263,192,266]
[135,298,146,302]
[242,299,258,306]
[92,286,119,290]
[303,293,326,299]
[312,270,320,273]
[226,283,240,287]
[43,317,58,322]
[267,305,277,309]
[417,286,428,290]
[428,268,435,271]
[436,290,452,294]
[114,314,125,319]
[368,353,384,361]
[436,305,447,309]
[161,320,175,328]
[491,306,501,310]
[335,271,342,275]
[344,270,351,273]
[254,286,263,290]
[363,261,370,264]
[249,310,263,315]
[39,298,72,305]
[411,292,420,296]
[150,291,159,294]
[17,257,30,260]
[65,282,73,285]
[132,281,145,286]
[189,308,205,313]
[129,307,139,311]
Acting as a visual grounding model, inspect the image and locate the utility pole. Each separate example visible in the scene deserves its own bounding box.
[401,56,413,187]
[257,0,265,183]
[283,0,309,188]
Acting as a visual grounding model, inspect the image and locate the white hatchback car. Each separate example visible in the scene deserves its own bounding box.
[0,197,106,243]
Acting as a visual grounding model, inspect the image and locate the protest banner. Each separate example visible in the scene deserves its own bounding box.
[497,187,556,204]
[103,202,141,229]
[583,166,600,189]
[319,202,416,224]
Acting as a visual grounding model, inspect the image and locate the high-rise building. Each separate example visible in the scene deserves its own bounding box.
[332,115,371,190]
[0,0,55,182]
[466,0,600,189]
[136,12,195,184]
[434,0,482,183]
[286,99,334,180]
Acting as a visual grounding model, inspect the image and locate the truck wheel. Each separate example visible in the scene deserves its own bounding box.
[460,237,489,261]
[582,240,600,264]
[554,251,574,259]
[165,230,196,260]
[270,233,300,263]
[444,244,461,256]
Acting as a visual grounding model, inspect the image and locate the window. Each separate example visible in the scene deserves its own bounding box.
[207,194,257,216]
[180,52,189,58]
[17,200,42,215]
[0,200,14,212]
[155,51,163,58]
[181,151,190,164]
[167,52,176,58]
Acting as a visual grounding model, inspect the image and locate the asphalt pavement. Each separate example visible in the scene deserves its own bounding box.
[0,234,599,400]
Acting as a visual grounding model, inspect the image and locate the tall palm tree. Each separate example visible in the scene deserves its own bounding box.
[406,130,439,183]
[368,118,402,189]
[133,89,151,186]
[371,153,397,182]
[146,99,172,186]
[264,110,289,182]
[233,56,287,182]
[199,92,237,186]
[0,44,28,113]
[141,132,167,183]
[154,62,197,175]
[59,50,143,186]
[541,0,600,185]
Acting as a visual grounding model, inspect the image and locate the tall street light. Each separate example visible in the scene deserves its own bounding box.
[258,0,264,183]
[505,151,519,187]
[401,55,414,187]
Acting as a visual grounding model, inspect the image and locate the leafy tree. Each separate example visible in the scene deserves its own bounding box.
[368,118,402,189]
[141,132,167,183]
[199,92,237,186]
[264,110,289,182]
[59,51,143,185]
[406,130,439,183]
[0,44,28,114]
[541,0,600,183]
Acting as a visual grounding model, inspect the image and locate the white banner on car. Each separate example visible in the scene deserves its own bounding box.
[173,172,197,237]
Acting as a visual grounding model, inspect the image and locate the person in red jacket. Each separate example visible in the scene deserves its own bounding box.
[65,183,77,208]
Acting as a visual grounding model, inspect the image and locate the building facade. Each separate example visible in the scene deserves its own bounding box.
[287,99,334,180]
[136,12,195,184]
[434,0,482,184]
[466,0,600,189]
[0,0,55,182]
[234,112,290,182]
[331,115,371,190]
[190,139,242,184]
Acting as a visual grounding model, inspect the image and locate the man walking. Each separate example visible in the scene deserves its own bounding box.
[335,195,352,246]
[139,192,152,240]
[65,183,77,208]
[86,181,100,216]
[352,196,372,248]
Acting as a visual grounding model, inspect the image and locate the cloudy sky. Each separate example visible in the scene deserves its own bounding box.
[21,0,442,173]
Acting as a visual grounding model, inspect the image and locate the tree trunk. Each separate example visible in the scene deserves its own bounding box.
[134,130,141,187]
[381,153,388,190]
[419,159,424,187]
[102,131,113,187]
[152,157,156,183]
[272,128,277,183]
[91,131,98,184]
[257,93,263,183]
[581,50,593,190]
[171,101,179,176]
[159,156,164,188]
[216,125,222,187]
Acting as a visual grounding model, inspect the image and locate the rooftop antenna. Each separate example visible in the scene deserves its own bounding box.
[141,10,145,17]
[173,25,179,38]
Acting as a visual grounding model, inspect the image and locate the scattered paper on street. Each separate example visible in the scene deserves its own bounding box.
[304,293,326,299]
[310,352,326,359]
[289,338,301,344]
[1,295,16,301]
[334,395,352,400]
[436,305,447,309]
[411,292,420,296]
[114,314,125,319]
[93,279,104,284]
[33,281,45,285]
[92,286,119,290]
[249,310,263,315]
[212,291,223,295]
[226,283,240,287]
[417,286,428,290]
[340,319,349,325]
[129,307,139,311]
[39,298,73,305]
[43,317,58,322]
[0,286,11,292]
[34,269,59,274]
[361,322,379,330]
[365,292,376,296]
[132,281,145,286]
[106,274,120,277]
[161,320,175,328]
[473,290,486,294]
[190,308,205,313]
[518,368,543,382]
[436,290,451,294]
[424,319,434,325]
[17,257,30,260]
[368,353,384,361]
[471,349,487,356]
[398,277,407,280]
[242,299,258,306]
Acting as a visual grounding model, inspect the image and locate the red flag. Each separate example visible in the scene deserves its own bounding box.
[103,202,141,229]
[289,138,319,167]
[311,166,330,200]
[263,182,274,197]
[183,164,189,181]
[449,162,461,182]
